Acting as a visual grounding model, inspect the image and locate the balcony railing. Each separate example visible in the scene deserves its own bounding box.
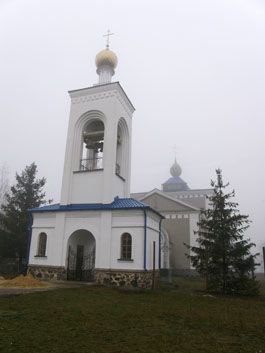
[80,157,103,171]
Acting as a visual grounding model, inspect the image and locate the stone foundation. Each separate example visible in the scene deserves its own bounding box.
[28,265,67,281]
[28,266,160,288]
[95,269,160,289]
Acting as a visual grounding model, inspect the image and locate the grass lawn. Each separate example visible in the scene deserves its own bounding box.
[0,277,265,353]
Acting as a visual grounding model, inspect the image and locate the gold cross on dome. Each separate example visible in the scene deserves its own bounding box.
[103,30,114,48]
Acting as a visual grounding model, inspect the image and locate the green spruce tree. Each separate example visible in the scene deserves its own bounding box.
[186,169,259,295]
[0,163,46,259]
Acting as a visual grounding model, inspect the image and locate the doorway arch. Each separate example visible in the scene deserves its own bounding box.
[66,229,96,281]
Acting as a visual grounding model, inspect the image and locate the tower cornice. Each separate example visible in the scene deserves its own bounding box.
[68,82,135,115]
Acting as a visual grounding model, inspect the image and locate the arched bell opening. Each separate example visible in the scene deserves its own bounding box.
[80,119,105,171]
[66,229,96,282]
[115,118,129,179]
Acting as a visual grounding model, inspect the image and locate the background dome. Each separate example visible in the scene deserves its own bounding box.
[95,48,118,69]
[170,159,182,177]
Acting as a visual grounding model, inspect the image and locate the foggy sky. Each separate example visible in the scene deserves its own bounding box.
[0,0,264,263]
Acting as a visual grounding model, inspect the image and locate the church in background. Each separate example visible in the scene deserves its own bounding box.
[131,159,212,274]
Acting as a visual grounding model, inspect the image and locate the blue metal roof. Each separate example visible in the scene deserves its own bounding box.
[110,198,147,209]
[29,197,163,218]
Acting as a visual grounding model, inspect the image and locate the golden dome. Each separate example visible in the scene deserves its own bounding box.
[95,48,118,69]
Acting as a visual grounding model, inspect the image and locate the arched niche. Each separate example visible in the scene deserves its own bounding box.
[115,117,129,179]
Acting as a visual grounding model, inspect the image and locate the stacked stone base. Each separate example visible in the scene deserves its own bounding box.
[95,269,160,289]
[28,265,66,281]
[28,265,160,289]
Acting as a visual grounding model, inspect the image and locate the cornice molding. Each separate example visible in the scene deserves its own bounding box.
[69,82,135,116]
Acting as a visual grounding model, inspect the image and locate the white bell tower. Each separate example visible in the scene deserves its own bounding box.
[60,42,135,205]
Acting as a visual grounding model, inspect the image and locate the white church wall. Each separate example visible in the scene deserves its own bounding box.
[29,227,55,266]
[62,211,101,268]
[146,213,160,233]
[111,211,145,270]
[145,212,161,270]
[113,175,126,198]
[70,171,104,203]
[29,209,163,272]
[29,206,163,275]
[29,212,68,268]
[123,117,132,197]
[60,84,133,205]
[32,213,56,228]
[110,227,144,270]
[146,227,160,271]
[96,212,112,269]
[110,211,161,271]
[29,212,57,266]
[53,213,68,267]
[112,210,144,227]
[112,211,144,226]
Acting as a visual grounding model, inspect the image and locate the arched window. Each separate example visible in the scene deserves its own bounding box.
[80,119,105,171]
[37,233,47,257]
[120,233,132,260]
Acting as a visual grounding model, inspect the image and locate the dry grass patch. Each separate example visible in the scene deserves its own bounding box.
[0,274,50,288]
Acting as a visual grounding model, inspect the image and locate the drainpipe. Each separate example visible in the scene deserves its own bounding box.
[143,210,147,271]
[26,212,33,274]
[159,218,162,270]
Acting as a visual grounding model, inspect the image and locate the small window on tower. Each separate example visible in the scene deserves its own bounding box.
[80,119,105,171]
